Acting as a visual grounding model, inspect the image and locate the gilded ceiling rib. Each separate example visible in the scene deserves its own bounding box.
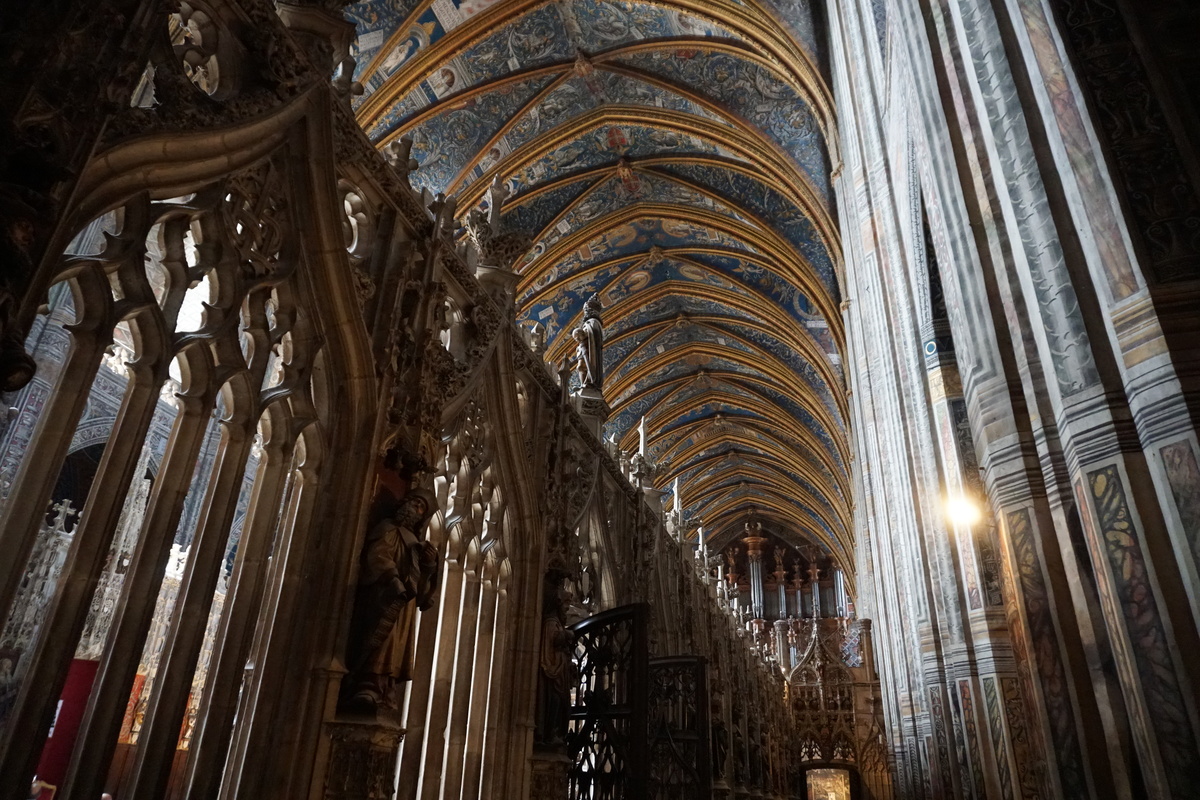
[607,361,850,482]
[688,478,845,552]
[647,377,828,446]
[423,47,832,194]
[518,202,843,337]
[544,281,843,410]
[375,62,569,137]
[686,476,851,563]
[508,162,839,277]
[653,413,852,519]
[543,279,850,449]
[645,384,848,485]
[519,156,843,270]
[518,241,834,325]
[702,502,843,552]
[602,323,847,441]
[449,107,827,227]
[608,357,851,499]
[528,232,844,369]
[353,0,834,129]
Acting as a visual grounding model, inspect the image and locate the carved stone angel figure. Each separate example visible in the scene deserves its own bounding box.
[346,490,440,713]
[572,294,604,390]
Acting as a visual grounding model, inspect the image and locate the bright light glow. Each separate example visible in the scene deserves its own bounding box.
[945,495,982,526]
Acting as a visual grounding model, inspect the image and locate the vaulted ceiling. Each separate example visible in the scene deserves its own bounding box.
[346,0,850,565]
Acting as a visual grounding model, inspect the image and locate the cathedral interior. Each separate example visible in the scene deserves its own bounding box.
[0,0,1198,797]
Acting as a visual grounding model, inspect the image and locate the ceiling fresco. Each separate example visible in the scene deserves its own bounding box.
[349,0,850,562]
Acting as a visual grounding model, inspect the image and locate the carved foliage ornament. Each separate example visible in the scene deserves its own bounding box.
[323,721,404,800]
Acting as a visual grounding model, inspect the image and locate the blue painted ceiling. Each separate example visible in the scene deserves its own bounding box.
[349,0,850,562]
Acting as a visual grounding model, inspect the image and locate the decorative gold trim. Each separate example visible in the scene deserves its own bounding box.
[518,200,842,343]
[503,155,841,266]
[611,343,844,455]
[604,349,850,490]
[374,63,568,137]
[589,284,845,417]
[649,377,835,456]
[653,403,850,502]
[441,106,831,243]
[354,0,834,131]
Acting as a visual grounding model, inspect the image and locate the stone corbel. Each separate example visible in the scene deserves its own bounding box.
[275,2,359,86]
[474,263,520,307]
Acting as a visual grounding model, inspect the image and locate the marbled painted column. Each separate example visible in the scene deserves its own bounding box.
[1004,0,1200,630]
[934,0,1200,793]
[824,0,1156,795]
[843,0,1185,792]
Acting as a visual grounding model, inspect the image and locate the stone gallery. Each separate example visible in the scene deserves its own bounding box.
[0,0,1197,797]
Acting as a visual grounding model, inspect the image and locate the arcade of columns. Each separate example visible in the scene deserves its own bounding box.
[0,0,1198,798]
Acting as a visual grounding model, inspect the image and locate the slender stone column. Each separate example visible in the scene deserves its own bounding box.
[185,433,293,800]
[0,263,111,630]
[807,563,821,619]
[396,554,446,799]
[414,559,466,800]
[440,558,483,800]
[460,574,498,799]
[127,422,257,800]
[0,327,163,794]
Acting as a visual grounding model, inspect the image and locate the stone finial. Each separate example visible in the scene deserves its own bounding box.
[484,175,509,229]
[49,498,78,533]
[428,192,457,235]
[332,56,364,100]
[385,136,419,183]
[529,322,546,354]
[464,177,529,270]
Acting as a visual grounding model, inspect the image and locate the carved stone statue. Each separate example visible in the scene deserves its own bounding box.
[536,576,578,745]
[484,174,509,228]
[710,688,728,780]
[572,294,603,391]
[345,490,440,713]
[571,328,589,388]
[732,723,746,785]
[758,730,770,789]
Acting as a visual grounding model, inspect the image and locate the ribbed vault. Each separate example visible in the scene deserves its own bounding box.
[347,0,849,566]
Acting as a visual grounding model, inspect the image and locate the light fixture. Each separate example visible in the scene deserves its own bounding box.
[945,494,982,526]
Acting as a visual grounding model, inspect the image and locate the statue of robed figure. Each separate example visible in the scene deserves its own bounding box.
[572,294,604,391]
[536,573,582,745]
[345,489,440,713]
